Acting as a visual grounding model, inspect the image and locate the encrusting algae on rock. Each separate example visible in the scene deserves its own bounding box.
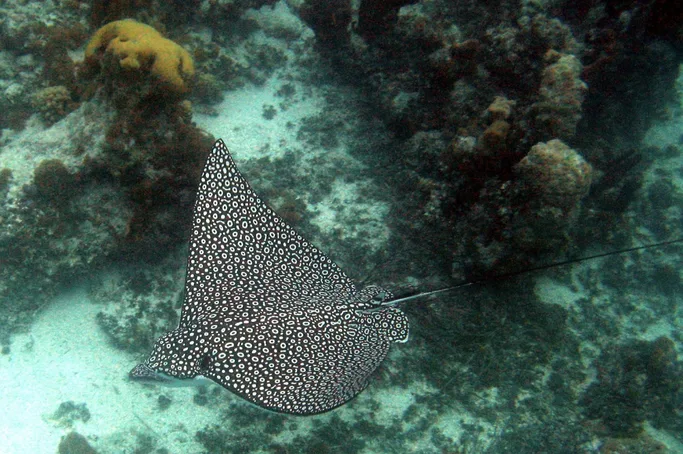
[84,19,194,95]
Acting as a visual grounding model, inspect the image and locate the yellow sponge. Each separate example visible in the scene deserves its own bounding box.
[85,19,194,95]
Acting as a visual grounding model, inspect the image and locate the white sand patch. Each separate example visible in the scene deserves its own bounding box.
[641,321,677,341]
[193,1,320,162]
[645,422,683,453]
[370,385,418,424]
[194,60,393,254]
[535,273,585,311]
[193,75,325,163]
[0,287,225,453]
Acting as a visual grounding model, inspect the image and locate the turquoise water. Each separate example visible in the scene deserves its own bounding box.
[0,1,681,453]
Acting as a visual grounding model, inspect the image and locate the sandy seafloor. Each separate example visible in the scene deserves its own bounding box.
[0,4,682,451]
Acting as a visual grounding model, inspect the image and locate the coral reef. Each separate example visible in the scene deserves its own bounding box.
[284,0,680,284]
[425,118,593,276]
[96,106,214,260]
[514,139,592,210]
[0,9,211,347]
[84,19,195,97]
[191,72,224,106]
[486,95,515,122]
[577,0,682,151]
[78,19,214,261]
[32,86,78,125]
[0,99,129,347]
[531,52,587,141]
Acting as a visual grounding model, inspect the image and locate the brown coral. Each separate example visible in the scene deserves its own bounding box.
[531,53,587,140]
[486,96,515,122]
[514,139,592,209]
[478,120,510,155]
[32,86,77,125]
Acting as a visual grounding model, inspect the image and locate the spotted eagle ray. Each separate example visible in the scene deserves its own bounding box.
[130,139,409,415]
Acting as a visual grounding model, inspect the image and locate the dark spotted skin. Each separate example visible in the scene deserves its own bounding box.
[131,140,409,415]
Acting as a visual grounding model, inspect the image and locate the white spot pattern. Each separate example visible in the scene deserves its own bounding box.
[132,139,409,415]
